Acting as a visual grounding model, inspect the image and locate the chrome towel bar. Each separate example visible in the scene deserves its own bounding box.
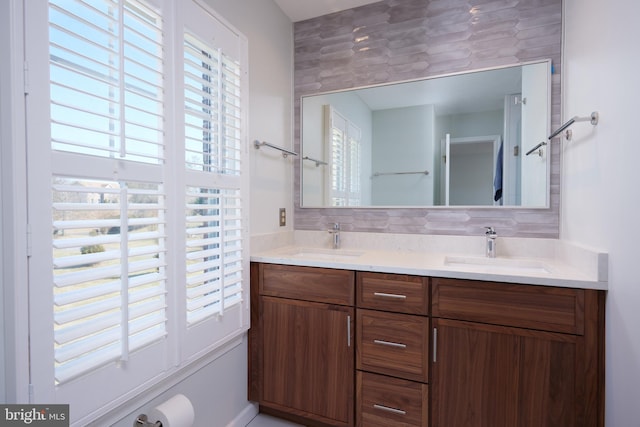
[302,156,327,166]
[526,111,599,156]
[549,111,599,140]
[253,140,298,158]
[371,170,429,178]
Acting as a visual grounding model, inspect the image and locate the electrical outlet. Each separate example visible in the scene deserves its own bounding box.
[279,208,286,227]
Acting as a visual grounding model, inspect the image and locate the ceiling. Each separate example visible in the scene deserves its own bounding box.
[273,0,382,22]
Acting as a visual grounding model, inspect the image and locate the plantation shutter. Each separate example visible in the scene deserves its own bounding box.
[48,0,164,164]
[180,1,248,358]
[347,122,362,206]
[52,178,167,384]
[26,0,249,423]
[48,0,167,386]
[326,105,362,207]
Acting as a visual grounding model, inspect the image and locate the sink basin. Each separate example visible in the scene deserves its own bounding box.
[283,248,364,260]
[443,256,551,274]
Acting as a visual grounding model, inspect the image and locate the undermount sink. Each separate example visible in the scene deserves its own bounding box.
[443,255,551,274]
[283,248,364,260]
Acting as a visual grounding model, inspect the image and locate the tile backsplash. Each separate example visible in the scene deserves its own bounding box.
[293,0,562,238]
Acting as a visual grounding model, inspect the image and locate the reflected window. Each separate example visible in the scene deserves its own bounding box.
[326,105,362,206]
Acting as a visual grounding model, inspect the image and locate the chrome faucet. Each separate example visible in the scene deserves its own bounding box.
[328,222,341,249]
[485,227,497,258]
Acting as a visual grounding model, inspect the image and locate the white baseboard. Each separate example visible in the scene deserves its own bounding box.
[226,402,259,427]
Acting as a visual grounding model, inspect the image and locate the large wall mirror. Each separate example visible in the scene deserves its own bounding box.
[300,60,551,208]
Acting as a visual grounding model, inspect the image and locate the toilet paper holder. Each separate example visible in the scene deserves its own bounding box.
[134,414,162,427]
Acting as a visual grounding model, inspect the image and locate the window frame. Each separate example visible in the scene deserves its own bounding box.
[22,0,250,423]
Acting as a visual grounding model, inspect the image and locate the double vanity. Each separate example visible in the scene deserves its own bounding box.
[248,232,607,427]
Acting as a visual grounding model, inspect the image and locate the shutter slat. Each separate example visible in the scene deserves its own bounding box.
[186,260,221,274]
[129,297,166,320]
[55,327,120,364]
[55,311,121,346]
[187,306,220,325]
[187,292,220,312]
[54,342,121,384]
[187,271,221,288]
[53,234,120,249]
[129,258,163,274]
[129,311,166,336]
[54,296,120,326]
[129,272,165,289]
[129,325,167,351]
[54,280,120,306]
[54,264,121,288]
[186,214,220,222]
[187,280,220,298]
[53,249,120,269]
[186,225,219,234]
[186,248,220,261]
[186,237,220,248]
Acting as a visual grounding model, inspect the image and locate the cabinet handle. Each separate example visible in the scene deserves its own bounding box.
[433,327,437,363]
[373,292,407,300]
[347,315,351,347]
[374,339,407,349]
[373,404,407,416]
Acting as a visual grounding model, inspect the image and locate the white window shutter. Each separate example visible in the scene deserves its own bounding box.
[25,0,249,423]
[326,105,362,207]
[180,3,248,359]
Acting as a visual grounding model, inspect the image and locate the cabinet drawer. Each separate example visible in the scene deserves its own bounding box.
[260,263,354,305]
[357,272,429,315]
[357,309,429,382]
[432,278,585,335]
[357,371,428,427]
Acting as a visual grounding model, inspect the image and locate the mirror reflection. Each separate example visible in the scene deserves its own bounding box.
[301,60,551,208]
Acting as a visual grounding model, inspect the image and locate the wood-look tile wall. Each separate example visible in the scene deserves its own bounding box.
[293,0,562,238]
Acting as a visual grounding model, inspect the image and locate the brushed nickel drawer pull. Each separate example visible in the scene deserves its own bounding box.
[374,339,407,348]
[373,292,407,300]
[433,327,437,363]
[373,404,407,416]
[347,315,351,347]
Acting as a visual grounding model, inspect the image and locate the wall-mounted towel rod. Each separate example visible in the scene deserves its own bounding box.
[525,141,547,156]
[549,111,599,140]
[372,170,429,178]
[302,156,328,166]
[253,140,298,158]
[526,111,599,156]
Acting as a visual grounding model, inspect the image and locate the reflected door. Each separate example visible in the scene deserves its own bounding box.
[521,62,550,206]
[444,135,501,206]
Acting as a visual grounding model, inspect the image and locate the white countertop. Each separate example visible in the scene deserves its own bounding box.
[250,232,608,290]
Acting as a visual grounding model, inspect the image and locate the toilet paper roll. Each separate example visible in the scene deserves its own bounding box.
[148,394,195,427]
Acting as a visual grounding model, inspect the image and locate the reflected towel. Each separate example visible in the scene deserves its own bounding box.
[494,141,503,202]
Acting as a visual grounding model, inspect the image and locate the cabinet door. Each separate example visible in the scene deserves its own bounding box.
[262,296,354,427]
[432,318,578,427]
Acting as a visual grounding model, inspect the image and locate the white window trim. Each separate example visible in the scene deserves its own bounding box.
[0,0,31,404]
[18,0,250,424]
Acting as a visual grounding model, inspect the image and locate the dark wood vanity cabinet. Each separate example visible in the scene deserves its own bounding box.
[250,263,605,427]
[249,263,355,427]
[431,278,606,427]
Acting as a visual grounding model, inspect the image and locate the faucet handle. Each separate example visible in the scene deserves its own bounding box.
[485,226,497,236]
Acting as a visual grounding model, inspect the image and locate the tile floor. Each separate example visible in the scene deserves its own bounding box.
[245,413,303,427]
